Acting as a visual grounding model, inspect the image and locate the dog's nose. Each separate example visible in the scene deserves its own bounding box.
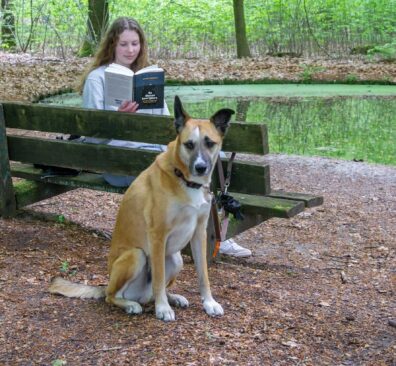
[195,163,208,176]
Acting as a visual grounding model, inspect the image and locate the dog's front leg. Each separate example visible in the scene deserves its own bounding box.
[149,232,175,322]
[191,217,224,317]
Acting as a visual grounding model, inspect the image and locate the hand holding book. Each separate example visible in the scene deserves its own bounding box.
[118,100,139,113]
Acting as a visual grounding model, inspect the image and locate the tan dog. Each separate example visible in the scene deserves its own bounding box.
[49,96,234,321]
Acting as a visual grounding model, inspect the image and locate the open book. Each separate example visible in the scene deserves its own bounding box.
[104,64,165,110]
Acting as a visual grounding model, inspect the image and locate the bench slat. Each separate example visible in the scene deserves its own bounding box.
[268,191,324,208]
[2,102,268,155]
[11,164,126,194]
[13,180,73,209]
[8,138,271,195]
[10,164,302,219]
[229,191,305,218]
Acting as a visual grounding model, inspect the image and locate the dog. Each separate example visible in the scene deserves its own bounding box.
[49,96,234,321]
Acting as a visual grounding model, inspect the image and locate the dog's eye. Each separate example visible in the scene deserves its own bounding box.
[184,141,195,150]
[205,137,216,148]
[206,140,216,148]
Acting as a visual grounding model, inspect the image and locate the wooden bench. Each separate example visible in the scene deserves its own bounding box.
[0,101,323,261]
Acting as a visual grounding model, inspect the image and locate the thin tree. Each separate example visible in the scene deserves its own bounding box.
[79,0,109,57]
[233,0,251,58]
[1,0,16,50]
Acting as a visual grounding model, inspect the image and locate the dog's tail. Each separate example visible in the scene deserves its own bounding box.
[48,277,106,299]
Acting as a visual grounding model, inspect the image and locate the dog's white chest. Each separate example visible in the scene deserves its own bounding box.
[187,187,211,209]
[166,188,211,255]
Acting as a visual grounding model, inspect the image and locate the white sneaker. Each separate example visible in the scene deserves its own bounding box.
[219,239,252,257]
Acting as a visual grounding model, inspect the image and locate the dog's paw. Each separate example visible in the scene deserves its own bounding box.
[124,301,143,315]
[156,303,176,322]
[168,293,189,308]
[203,300,224,317]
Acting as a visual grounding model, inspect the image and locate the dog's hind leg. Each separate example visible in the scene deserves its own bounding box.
[106,248,150,314]
[165,252,189,308]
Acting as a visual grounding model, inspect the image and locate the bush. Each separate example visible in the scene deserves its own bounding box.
[367,42,396,62]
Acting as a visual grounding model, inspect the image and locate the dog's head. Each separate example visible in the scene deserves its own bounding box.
[173,96,234,184]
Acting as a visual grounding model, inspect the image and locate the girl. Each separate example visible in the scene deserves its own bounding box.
[79,17,169,187]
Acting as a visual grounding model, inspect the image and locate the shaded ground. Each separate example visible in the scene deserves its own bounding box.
[0,52,395,365]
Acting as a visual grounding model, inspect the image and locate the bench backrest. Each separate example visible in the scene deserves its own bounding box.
[1,102,271,196]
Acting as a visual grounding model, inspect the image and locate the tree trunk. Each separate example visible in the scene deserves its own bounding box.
[79,0,109,57]
[1,0,16,50]
[233,0,251,58]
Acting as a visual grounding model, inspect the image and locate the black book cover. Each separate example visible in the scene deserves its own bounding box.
[133,71,165,109]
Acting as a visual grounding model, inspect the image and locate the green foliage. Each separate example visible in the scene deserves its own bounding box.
[1,0,396,58]
[77,40,95,57]
[57,214,65,224]
[367,42,396,62]
[59,260,69,273]
[51,360,67,366]
[59,260,77,275]
[350,44,376,55]
[299,65,326,83]
[1,0,87,56]
[345,74,359,83]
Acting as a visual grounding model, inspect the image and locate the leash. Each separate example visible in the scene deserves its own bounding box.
[212,152,244,258]
[217,153,234,241]
[211,195,222,258]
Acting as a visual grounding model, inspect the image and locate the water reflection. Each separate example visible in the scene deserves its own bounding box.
[40,91,396,166]
[166,96,396,165]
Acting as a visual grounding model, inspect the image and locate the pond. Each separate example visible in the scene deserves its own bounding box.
[41,84,396,166]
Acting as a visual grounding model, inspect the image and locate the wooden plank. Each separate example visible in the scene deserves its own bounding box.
[11,164,126,194]
[228,192,305,218]
[8,137,271,195]
[222,159,271,195]
[10,164,283,218]
[13,179,73,209]
[269,191,324,208]
[2,102,268,155]
[8,136,156,176]
[212,193,306,238]
[0,104,16,217]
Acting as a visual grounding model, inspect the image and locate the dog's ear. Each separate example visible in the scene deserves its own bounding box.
[210,108,235,135]
[174,96,189,134]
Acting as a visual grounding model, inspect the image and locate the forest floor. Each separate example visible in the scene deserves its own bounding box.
[0,52,395,365]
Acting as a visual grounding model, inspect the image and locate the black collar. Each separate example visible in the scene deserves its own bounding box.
[174,168,203,189]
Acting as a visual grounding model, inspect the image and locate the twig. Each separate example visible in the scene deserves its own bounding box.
[340,271,348,284]
[94,346,123,353]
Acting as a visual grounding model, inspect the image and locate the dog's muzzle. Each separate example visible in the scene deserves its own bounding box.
[191,151,212,177]
[194,162,209,176]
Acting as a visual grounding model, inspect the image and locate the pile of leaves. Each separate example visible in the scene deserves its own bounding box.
[1,52,395,102]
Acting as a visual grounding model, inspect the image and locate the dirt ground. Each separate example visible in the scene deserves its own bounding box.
[0,53,395,365]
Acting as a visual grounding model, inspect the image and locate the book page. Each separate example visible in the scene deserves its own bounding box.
[104,66,134,108]
[135,65,163,75]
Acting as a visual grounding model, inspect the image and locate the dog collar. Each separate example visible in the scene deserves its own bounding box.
[174,168,203,189]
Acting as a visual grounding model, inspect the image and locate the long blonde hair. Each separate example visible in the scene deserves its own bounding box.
[78,17,148,93]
